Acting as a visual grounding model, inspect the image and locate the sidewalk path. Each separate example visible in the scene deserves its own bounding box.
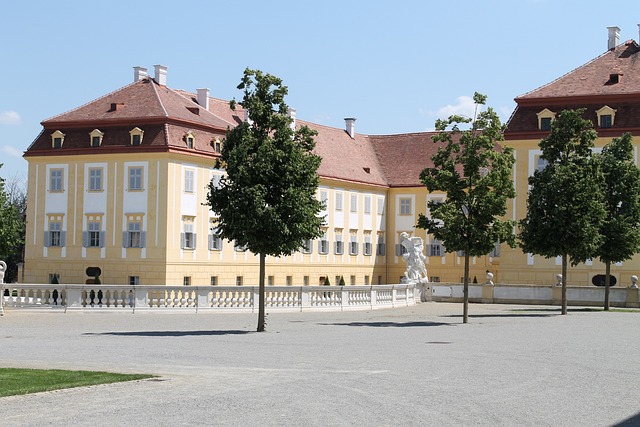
[1,303,639,426]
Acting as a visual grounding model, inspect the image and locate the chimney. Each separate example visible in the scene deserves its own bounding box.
[288,108,296,132]
[154,64,168,85]
[244,109,253,126]
[344,117,356,139]
[197,88,210,111]
[608,26,620,50]
[133,66,148,82]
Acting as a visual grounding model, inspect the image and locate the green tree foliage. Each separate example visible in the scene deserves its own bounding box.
[519,109,605,315]
[596,133,640,310]
[0,165,25,283]
[206,68,324,332]
[417,93,516,323]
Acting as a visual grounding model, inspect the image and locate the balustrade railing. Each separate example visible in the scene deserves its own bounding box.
[0,284,416,313]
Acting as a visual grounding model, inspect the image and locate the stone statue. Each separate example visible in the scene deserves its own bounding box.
[0,260,6,284]
[400,232,429,284]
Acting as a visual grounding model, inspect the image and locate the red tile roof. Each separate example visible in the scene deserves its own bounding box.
[43,78,232,130]
[516,41,640,101]
[369,133,442,187]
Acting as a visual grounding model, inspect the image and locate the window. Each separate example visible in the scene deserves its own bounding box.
[181,223,196,250]
[376,235,386,256]
[378,275,383,285]
[350,275,356,286]
[430,238,443,256]
[536,108,556,130]
[185,131,195,149]
[377,197,385,215]
[364,195,371,214]
[335,192,343,211]
[490,242,501,257]
[129,276,140,286]
[234,242,248,252]
[596,106,616,129]
[318,231,329,254]
[212,138,222,153]
[335,232,344,255]
[302,239,313,254]
[286,276,293,286]
[183,276,191,286]
[89,129,104,147]
[536,156,548,172]
[51,130,65,148]
[130,127,144,145]
[89,168,103,191]
[50,169,63,192]
[236,276,243,286]
[46,222,63,247]
[184,169,194,193]
[320,190,328,208]
[208,229,223,251]
[303,276,309,286]
[128,167,143,191]
[86,221,102,247]
[268,276,274,286]
[363,235,372,256]
[210,276,218,286]
[364,275,370,286]
[349,234,358,255]
[350,193,358,212]
[400,198,412,215]
[430,276,441,283]
[49,273,60,284]
[125,222,143,248]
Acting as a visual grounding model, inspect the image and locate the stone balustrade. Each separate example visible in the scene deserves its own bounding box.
[0,284,416,313]
[427,283,640,308]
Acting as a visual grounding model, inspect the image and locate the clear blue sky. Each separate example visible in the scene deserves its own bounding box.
[1,0,639,181]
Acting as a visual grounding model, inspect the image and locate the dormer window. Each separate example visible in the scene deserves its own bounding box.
[89,129,104,147]
[536,109,556,131]
[212,138,222,153]
[51,130,65,148]
[129,127,144,146]
[596,106,616,128]
[184,131,195,149]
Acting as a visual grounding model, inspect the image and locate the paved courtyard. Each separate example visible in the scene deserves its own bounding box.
[0,302,639,426]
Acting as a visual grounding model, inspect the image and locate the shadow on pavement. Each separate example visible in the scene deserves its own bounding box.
[613,411,640,426]
[85,330,252,337]
[442,313,554,319]
[319,321,453,328]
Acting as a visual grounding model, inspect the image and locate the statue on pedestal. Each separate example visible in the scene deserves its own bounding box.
[400,232,429,284]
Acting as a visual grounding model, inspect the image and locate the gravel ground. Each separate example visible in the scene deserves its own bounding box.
[0,302,639,426]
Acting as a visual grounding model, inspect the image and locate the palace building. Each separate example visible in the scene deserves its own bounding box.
[22,26,640,287]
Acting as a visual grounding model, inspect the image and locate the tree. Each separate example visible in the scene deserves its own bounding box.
[595,133,640,310]
[417,93,516,323]
[0,165,25,283]
[207,68,324,332]
[519,109,605,315]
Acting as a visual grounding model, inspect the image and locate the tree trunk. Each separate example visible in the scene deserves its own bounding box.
[463,252,470,324]
[604,260,611,311]
[257,252,266,332]
[562,254,568,315]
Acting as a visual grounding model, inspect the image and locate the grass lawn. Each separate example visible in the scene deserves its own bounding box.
[0,368,154,397]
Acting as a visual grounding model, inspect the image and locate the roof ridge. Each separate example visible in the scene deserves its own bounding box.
[515,47,617,100]
[42,80,141,123]
[151,79,169,118]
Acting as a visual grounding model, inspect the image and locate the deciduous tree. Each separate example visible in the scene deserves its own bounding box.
[595,133,640,310]
[206,68,324,332]
[0,165,25,283]
[519,109,605,315]
[418,93,516,323]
